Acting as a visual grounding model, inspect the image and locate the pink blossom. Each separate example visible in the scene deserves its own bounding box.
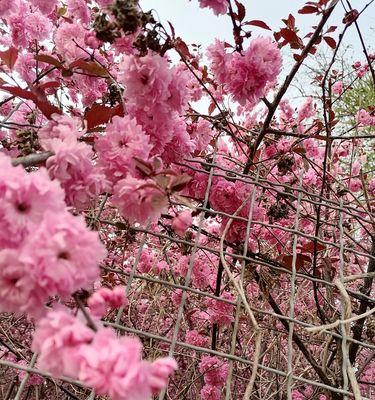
[112,176,168,225]
[32,307,94,377]
[0,0,19,17]
[29,0,58,15]
[45,138,109,209]
[119,52,191,154]
[67,0,90,25]
[198,0,228,15]
[356,109,375,126]
[138,249,156,274]
[205,292,234,326]
[147,357,178,393]
[348,179,361,192]
[224,37,282,106]
[0,157,66,248]
[222,218,248,243]
[183,166,210,200]
[24,11,52,41]
[168,64,191,113]
[175,254,212,289]
[160,115,194,164]
[39,114,84,147]
[88,286,129,317]
[171,289,184,306]
[291,390,305,400]
[54,22,88,63]
[21,211,106,299]
[172,210,193,236]
[303,168,318,186]
[188,119,214,153]
[186,330,209,347]
[207,39,229,85]
[209,178,241,214]
[78,328,150,400]
[279,99,294,121]
[297,97,316,124]
[119,52,172,115]
[95,116,152,184]
[332,80,343,95]
[14,52,38,82]
[357,65,369,78]
[200,385,221,400]
[155,260,168,274]
[0,249,43,316]
[198,356,228,386]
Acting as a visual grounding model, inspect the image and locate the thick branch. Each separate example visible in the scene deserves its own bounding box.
[11,151,53,168]
[349,239,375,363]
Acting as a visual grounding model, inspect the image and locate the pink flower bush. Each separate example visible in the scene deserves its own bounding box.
[0,153,106,315]
[39,114,109,209]
[118,52,191,156]
[0,0,374,398]
[0,154,65,249]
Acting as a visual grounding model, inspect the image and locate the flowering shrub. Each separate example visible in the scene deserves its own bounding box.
[0,0,374,399]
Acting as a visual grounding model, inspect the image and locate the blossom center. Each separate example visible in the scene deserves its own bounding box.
[58,251,70,260]
[16,202,30,213]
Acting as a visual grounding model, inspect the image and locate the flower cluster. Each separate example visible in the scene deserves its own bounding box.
[95,115,152,185]
[199,356,229,400]
[32,307,177,400]
[198,0,228,15]
[0,153,106,316]
[40,114,109,210]
[88,285,129,317]
[356,109,375,126]
[207,37,282,107]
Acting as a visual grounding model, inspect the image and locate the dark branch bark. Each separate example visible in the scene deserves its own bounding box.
[349,239,375,363]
